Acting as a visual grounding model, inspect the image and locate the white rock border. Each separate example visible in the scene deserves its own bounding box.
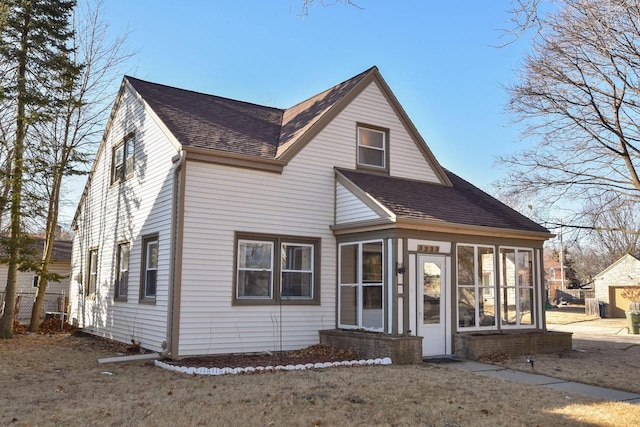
[154,357,392,376]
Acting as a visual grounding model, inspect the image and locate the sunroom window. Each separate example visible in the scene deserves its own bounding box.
[457,245,496,329]
[338,240,384,331]
[499,248,535,327]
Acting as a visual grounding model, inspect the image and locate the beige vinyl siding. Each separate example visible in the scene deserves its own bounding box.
[335,182,382,224]
[177,80,441,355]
[356,82,441,182]
[179,158,337,355]
[1,261,70,295]
[69,83,178,352]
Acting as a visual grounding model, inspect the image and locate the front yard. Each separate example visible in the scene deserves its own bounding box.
[1,332,639,426]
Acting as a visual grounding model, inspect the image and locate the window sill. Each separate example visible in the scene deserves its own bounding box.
[233,298,320,306]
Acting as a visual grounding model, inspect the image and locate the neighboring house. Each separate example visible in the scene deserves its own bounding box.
[544,249,567,302]
[0,238,72,320]
[69,66,552,358]
[594,254,640,318]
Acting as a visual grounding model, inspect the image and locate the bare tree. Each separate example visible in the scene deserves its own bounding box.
[581,194,640,256]
[28,0,132,332]
[497,0,640,244]
[294,0,362,15]
[0,0,81,339]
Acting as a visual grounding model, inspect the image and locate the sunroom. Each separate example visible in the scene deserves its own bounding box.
[321,169,571,361]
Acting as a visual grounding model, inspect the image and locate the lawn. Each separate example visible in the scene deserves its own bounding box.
[545,305,599,325]
[1,333,639,426]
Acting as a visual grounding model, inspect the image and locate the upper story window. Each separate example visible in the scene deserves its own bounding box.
[111,133,135,184]
[357,125,388,171]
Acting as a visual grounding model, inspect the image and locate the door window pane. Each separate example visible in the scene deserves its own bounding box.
[423,262,441,324]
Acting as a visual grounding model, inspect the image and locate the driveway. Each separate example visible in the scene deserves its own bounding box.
[548,318,639,344]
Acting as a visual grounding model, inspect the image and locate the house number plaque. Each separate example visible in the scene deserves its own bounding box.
[417,245,439,253]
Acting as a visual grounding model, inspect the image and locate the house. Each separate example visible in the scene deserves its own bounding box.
[69,66,554,359]
[594,254,640,317]
[544,249,567,302]
[0,238,72,321]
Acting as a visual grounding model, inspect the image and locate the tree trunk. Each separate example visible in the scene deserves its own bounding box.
[0,2,31,339]
[29,172,61,332]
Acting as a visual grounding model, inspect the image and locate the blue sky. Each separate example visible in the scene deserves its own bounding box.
[63,1,533,225]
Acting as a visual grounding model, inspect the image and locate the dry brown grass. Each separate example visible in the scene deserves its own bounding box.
[486,307,640,396]
[1,334,639,426]
[545,307,599,325]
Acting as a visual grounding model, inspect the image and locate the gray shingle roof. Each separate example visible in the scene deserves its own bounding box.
[126,77,283,158]
[337,168,549,234]
[125,67,374,159]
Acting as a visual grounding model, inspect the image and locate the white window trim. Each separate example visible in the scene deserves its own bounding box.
[499,246,537,329]
[111,133,135,184]
[236,239,274,300]
[115,242,130,299]
[86,249,99,297]
[281,242,314,300]
[456,244,497,332]
[142,238,158,300]
[357,126,386,169]
[338,239,385,332]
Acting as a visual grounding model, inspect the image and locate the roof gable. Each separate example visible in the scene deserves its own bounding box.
[594,253,640,280]
[124,67,452,185]
[336,168,550,237]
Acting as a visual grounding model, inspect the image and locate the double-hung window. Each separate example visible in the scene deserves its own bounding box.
[338,240,384,331]
[141,236,158,301]
[115,242,130,300]
[281,243,314,298]
[237,240,274,299]
[357,125,388,170]
[111,133,135,184]
[86,249,98,296]
[457,245,496,329]
[499,247,535,327]
[234,233,319,304]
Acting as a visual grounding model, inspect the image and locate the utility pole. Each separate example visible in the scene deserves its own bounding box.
[559,226,565,290]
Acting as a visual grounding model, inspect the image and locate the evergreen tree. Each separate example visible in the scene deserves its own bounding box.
[0,0,79,338]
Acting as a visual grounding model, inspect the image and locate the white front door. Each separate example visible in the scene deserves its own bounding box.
[417,255,450,357]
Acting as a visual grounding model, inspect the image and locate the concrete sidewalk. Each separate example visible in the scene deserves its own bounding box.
[445,359,640,405]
